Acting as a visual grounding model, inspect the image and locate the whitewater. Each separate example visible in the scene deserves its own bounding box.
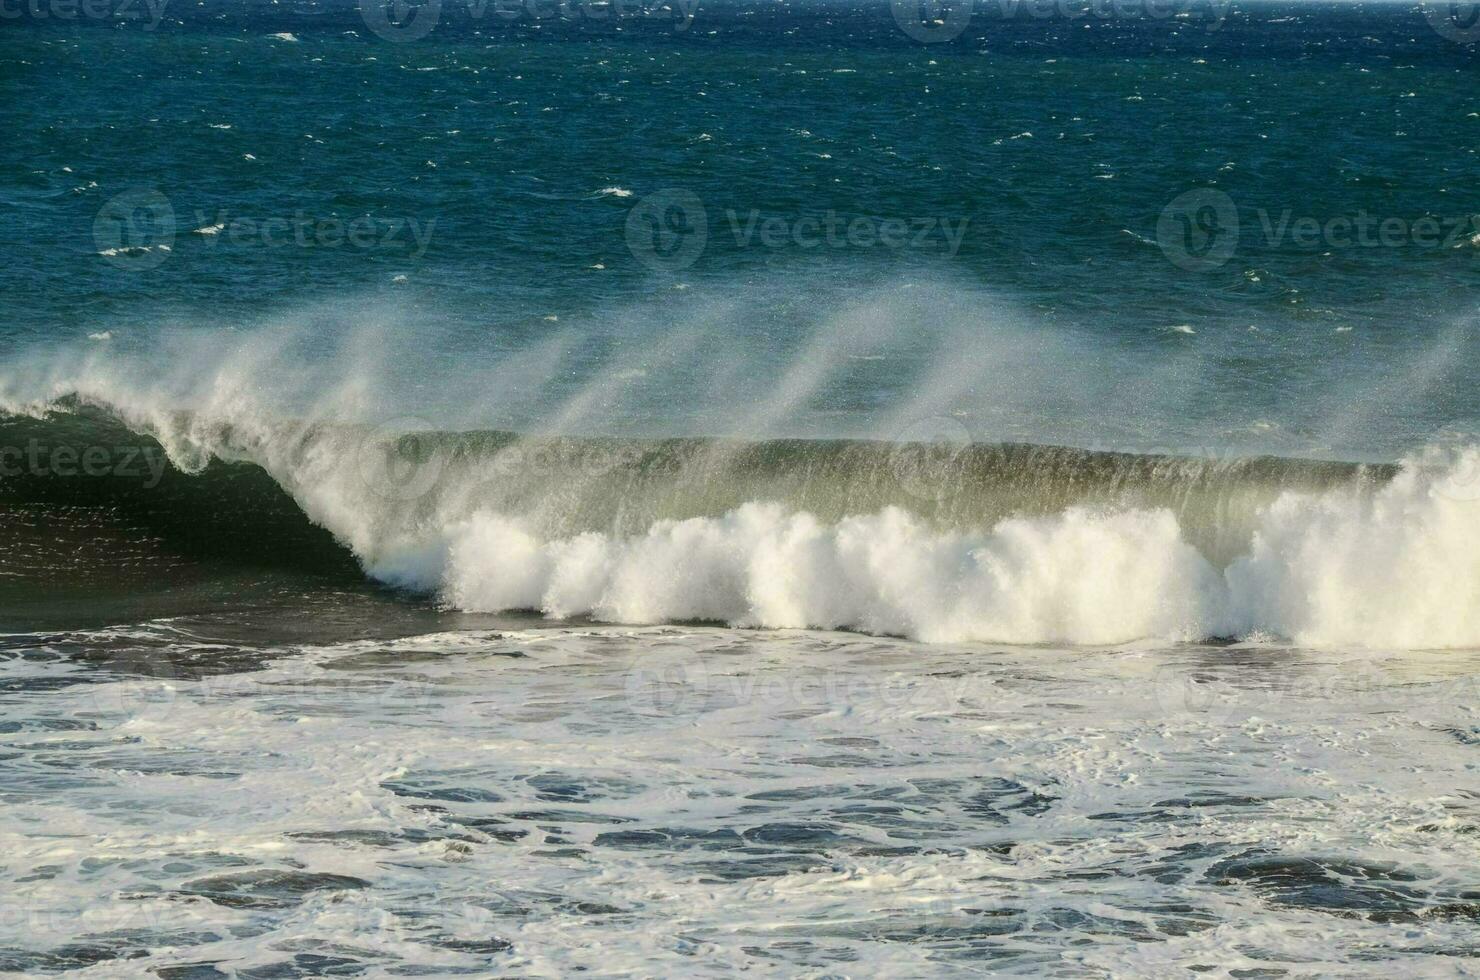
[5,305,1480,649]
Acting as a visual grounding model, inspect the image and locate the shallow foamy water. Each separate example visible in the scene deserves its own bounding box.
[2,623,1478,977]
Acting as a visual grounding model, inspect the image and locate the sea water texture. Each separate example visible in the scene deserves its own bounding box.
[4,0,1480,975]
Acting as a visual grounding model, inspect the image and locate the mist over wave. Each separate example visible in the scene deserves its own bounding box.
[4,283,1480,647]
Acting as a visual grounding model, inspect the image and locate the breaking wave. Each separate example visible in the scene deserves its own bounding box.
[4,390,1480,647]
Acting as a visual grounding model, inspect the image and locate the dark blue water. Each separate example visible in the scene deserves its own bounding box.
[7,2,1480,459]
[4,4,1477,340]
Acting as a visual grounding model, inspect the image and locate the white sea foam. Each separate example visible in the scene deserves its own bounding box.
[397,504,1218,645]
[4,621,1474,975]
[96,244,171,257]
[351,445,1480,647]
[1223,445,1480,647]
[6,289,1480,649]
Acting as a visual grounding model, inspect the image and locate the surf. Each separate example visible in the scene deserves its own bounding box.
[3,283,1478,647]
[6,399,1478,647]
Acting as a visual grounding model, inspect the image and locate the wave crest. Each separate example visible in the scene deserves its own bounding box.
[5,352,1480,647]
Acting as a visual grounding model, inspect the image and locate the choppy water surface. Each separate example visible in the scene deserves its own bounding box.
[2,620,1478,976]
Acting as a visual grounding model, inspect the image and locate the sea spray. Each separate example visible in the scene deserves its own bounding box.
[7,390,1480,645]
[5,299,1480,646]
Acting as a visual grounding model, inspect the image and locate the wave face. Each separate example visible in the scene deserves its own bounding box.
[8,387,1480,647]
[354,437,1476,648]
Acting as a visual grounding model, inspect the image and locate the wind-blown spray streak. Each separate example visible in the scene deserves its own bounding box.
[4,401,1478,648]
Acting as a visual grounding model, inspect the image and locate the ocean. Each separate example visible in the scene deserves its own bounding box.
[3,0,1480,974]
